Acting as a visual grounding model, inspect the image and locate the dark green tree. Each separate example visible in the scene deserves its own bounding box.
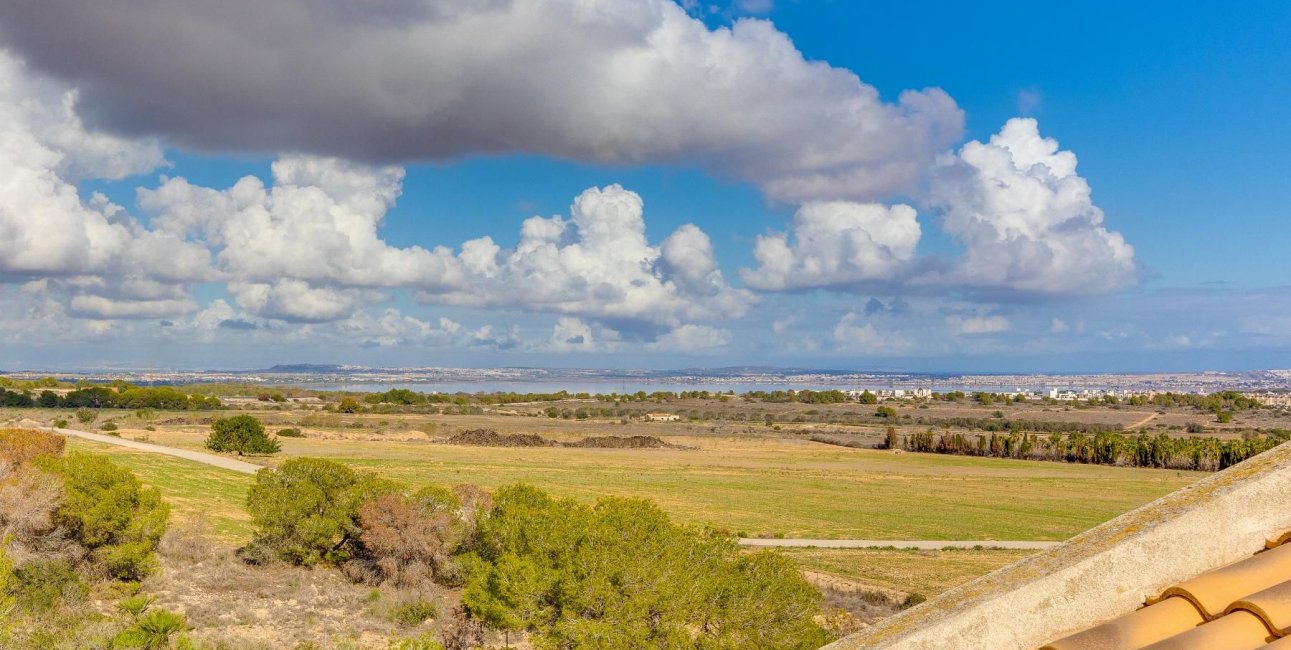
[463,485,829,649]
[245,458,400,565]
[204,415,281,455]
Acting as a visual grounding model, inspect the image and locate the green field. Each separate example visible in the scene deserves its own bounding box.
[66,438,255,540]
[781,547,1037,597]
[70,431,1199,543]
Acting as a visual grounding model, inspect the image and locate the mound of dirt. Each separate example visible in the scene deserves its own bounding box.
[564,435,672,449]
[445,429,677,450]
[447,429,555,447]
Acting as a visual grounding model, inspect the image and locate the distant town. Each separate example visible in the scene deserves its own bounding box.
[1,365,1288,398]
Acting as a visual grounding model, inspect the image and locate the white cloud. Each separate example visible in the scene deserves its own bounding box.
[741,201,921,291]
[143,160,752,327]
[1050,317,1070,333]
[0,0,963,204]
[832,313,911,354]
[926,118,1136,294]
[140,156,434,288]
[547,317,620,352]
[948,314,1011,335]
[648,324,731,351]
[413,184,756,329]
[0,50,211,321]
[68,295,197,320]
[334,309,461,349]
[228,280,376,323]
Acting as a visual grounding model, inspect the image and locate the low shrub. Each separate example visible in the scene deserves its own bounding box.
[390,598,438,626]
[12,558,86,613]
[245,458,400,565]
[46,453,169,580]
[275,427,305,438]
[0,428,65,467]
[463,485,830,649]
[205,415,280,455]
[358,493,454,587]
[113,608,187,649]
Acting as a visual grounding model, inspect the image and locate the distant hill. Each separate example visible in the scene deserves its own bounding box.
[264,364,347,372]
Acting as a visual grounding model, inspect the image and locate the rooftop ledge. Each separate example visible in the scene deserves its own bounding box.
[823,441,1291,650]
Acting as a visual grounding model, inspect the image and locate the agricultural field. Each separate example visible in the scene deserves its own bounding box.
[8,387,1286,637]
[60,420,1200,542]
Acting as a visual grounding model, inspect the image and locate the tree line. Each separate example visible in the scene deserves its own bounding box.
[0,386,222,410]
[894,429,1289,471]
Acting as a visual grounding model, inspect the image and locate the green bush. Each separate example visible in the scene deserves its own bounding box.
[113,608,187,649]
[205,415,280,455]
[901,593,927,609]
[463,485,829,649]
[390,599,438,626]
[118,593,157,618]
[275,427,305,438]
[100,422,119,432]
[12,558,86,613]
[387,635,445,650]
[45,453,169,580]
[245,458,401,565]
[75,408,97,424]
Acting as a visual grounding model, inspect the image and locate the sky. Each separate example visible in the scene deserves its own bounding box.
[0,0,1287,372]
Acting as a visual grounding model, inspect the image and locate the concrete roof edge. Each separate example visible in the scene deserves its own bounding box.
[823,442,1291,650]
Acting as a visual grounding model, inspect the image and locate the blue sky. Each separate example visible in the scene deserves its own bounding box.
[0,0,1286,371]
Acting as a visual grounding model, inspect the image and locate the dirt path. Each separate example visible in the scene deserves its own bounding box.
[43,426,264,475]
[738,539,1062,550]
[1127,412,1159,429]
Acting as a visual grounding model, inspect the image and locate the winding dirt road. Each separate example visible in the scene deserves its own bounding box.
[43,426,264,474]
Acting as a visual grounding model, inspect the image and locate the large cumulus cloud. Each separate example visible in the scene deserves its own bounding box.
[0,0,962,203]
[411,184,756,330]
[740,201,921,291]
[141,158,753,328]
[926,118,1137,294]
[0,51,211,318]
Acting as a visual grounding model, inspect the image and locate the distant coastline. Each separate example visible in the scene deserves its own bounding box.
[2,366,1288,395]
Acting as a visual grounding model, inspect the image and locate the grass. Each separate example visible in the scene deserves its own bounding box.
[75,428,1201,542]
[780,547,1037,597]
[283,437,1199,540]
[65,438,254,541]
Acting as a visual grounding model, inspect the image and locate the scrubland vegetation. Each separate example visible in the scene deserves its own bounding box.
[3,429,832,648]
[0,428,180,648]
[0,379,1285,647]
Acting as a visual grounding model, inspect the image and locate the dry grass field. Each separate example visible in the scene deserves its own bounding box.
[65,423,1200,542]
[14,393,1284,614]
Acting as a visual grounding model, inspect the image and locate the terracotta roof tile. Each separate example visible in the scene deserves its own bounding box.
[1041,531,1291,650]
[1136,610,1272,650]
[1230,580,1291,636]
[1261,635,1291,648]
[1040,597,1204,650]
[1269,532,1291,550]
[1156,543,1291,619]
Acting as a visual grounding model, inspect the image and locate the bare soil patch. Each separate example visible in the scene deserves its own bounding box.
[446,428,676,449]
